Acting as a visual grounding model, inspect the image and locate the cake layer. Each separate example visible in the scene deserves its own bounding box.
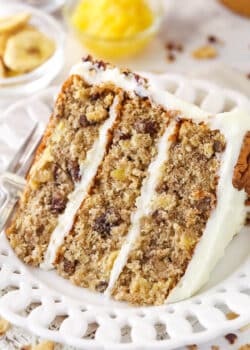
[42,93,122,270]
[111,120,225,305]
[167,111,250,303]
[55,94,170,292]
[7,75,121,265]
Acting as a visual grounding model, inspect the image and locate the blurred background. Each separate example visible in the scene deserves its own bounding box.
[0,0,250,100]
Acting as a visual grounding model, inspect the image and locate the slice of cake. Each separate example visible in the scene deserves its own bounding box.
[7,71,123,265]
[6,57,250,305]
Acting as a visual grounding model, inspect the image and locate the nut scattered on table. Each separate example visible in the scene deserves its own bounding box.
[0,12,55,78]
[225,333,238,344]
[186,345,198,350]
[207,35,218,43]
[207,34,224,45]
[165,40,184,63]
[192,45,218,59]
[167,52,176,62]
[226,312,239,320]
[0,318,11,336]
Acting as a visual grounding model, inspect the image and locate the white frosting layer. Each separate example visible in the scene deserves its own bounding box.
[41,96,120,270]
[105,121,177,296]
[167,110,249,303]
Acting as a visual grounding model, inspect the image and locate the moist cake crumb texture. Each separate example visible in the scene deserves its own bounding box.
[112,121,225,305]
[7,75,118,265]
[56,95,170,292]
[5,56,250,305]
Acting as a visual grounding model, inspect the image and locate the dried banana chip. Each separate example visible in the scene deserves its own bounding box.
[0,12,31,34]
[4,29,55,73]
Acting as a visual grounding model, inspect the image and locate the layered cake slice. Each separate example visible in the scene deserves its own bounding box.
[7,71,124,265]
[6,57,250,305]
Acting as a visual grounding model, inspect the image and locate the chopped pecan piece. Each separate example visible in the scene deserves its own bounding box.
[93,213,112,238]
[51,193,67,214]
[93,209,121,238]
[67,160,81,182]
[213,140,225,153]
[225,333,237,345]
[79,114,90,127]
[63,258,76,274]
[96,281,108,292]
[135,119,158,136]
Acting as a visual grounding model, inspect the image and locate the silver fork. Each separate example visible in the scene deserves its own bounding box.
[0,122,44,232]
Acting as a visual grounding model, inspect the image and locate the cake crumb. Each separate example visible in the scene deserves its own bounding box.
[167,52,176,62]
[225,333,238,344]
[207,35,223,45]
[0,318,11,336]
[192,45,217,59]
[211,346,219,350]
[165,41,175,51]
[176,43,183,52]
[187,345,198,350]
[165,41,183,62]
[165,41,183,52]
[226,312,239,320]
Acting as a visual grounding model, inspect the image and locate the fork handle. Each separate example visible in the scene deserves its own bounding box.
[0,194,19,232]
[0,173,26,232]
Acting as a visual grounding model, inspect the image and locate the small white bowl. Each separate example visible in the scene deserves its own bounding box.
[0,2,65,98]
[17,0,67,13]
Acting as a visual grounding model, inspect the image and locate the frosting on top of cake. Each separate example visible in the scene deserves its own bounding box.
[71,57,210,123]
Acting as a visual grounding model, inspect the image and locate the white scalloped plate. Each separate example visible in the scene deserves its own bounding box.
[0,74,250,350]
[3,0,67,13]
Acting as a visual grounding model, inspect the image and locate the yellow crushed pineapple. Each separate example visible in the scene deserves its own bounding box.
[70,0,158,58]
